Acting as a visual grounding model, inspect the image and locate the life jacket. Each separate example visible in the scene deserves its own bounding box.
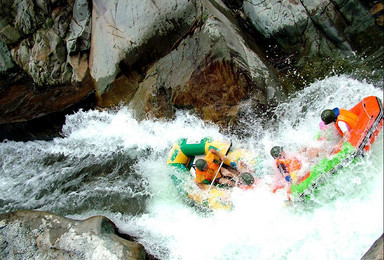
[195,151,221,183]
[335,109,359,136]
[275,158,301,175]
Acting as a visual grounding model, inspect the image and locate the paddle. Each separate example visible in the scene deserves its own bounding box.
[207,141,232,193]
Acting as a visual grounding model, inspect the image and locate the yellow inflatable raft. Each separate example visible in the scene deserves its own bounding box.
[167,137,258,210]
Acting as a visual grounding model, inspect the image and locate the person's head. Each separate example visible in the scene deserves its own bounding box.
[240,172,255,186]
[270,146,284,159]
[321,109,337,125]
[195,159,208,171]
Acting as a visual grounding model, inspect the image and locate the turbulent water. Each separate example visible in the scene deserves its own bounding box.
[0,75,383,259]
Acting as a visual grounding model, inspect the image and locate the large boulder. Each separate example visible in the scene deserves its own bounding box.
[90,0,282,126]
[0,210,148,259]
[243,0,382,60]
[0,0,93,124]
[89,0,203,103]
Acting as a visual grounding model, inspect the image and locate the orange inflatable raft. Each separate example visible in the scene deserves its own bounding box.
[290,96,383,200]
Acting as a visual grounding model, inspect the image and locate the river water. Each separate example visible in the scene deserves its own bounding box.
[0,75,382,259]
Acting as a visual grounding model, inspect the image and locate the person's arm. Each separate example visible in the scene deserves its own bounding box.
[337,121,350,135]
[334,121,351,152]
[197,182,206,190]
[208,148,226,162]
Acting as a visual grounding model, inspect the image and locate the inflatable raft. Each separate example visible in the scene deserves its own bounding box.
[167,137,258,210]
[290,96,384,200]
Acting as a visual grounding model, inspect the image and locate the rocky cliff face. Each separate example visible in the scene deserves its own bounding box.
[0,0,383,126]
[0,0,93,124]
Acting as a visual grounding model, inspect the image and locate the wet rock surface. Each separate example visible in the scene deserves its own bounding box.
[361,233,383,260]
[0,210,150,260]
[1,0,382,128]
[0,0,93,124]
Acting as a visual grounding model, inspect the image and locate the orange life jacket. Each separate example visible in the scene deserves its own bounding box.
[195,162,220,183]
[195,151,221,183]
[276,158,301,175]
[335,109,359,136]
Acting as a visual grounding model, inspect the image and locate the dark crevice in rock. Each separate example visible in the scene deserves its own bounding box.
[0,92,96,142]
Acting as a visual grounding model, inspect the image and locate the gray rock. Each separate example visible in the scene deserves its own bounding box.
[243,0,380,58]
[361,233,383,260]
[0,0,94,124]
[67,0,92,55]
[0,40,15,73]
[11,28,71,86]
[13,0,40,35]
[0,21,22,45]
[89,0,201,96]
[91,0,282,126]
[243,0,308,39]
[0,210,147,260]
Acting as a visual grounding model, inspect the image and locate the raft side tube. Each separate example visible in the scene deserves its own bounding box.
[179,137,210,156]
[167,143,189,165]
[348,96,383,149]
[290,142,356,197]
[167,137,232,166]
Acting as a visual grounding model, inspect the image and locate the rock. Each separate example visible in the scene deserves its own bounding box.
[89,0,201,97]
[0,75,93,124]
[243,0,308,39]
[243,0,345,59]
[361,233,383,260]
[66,0,92,85]
[0,0,94,124]
[69,52,90,84]
[11,27,71,86]
[243,0,382,59]
[91,0,282,126]
[13,0,41,35]
[0,22,22,45]
[66,0,91,55]
[0,0,383,128]
[0,210,148,260]
[0,40,15,73]
[370,2,383,27]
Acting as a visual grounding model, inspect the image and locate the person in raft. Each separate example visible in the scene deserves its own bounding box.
[270,146,302,188]
[194,148,241,189]
[237,172,256,190]
[321,107,358,138]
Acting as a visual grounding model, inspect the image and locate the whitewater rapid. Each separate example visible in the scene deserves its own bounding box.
[0,75,382,259]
